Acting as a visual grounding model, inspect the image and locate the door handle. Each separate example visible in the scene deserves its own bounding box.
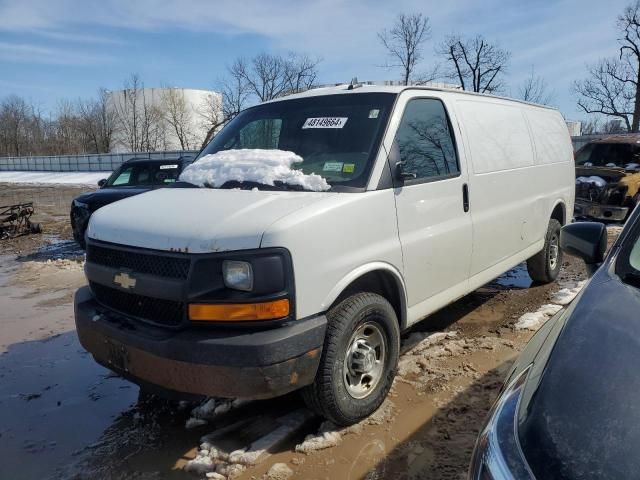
[462,183,470,212]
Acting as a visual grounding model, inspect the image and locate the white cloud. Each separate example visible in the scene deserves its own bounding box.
[0,41,114,65]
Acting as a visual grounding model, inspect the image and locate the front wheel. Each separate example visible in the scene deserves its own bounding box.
[527,218,562,283]
[301,292,400,426]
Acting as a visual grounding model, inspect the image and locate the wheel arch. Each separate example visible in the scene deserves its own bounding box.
[322,263,408,331]
[550,200,567,225]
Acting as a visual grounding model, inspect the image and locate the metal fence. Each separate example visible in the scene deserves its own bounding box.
[0,150,199,172]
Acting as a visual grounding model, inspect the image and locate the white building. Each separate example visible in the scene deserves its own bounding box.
[106,87,222,153]
[565,121,582,137]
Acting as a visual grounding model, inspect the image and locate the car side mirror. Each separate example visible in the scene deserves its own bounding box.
[560,222,607,272]
[98,179,107,188]
[395,161,417,181]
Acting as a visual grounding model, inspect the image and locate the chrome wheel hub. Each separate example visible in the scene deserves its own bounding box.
[549,234,560,270]
[343,322,386,399]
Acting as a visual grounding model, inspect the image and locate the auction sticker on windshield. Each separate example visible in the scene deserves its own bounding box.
[302,117,348,129]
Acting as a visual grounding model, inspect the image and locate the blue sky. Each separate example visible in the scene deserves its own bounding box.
[0,0,630,120]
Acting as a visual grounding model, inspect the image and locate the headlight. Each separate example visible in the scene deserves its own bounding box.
[469,367,534,480]
[73,199,89,209]
[222,260,253,291]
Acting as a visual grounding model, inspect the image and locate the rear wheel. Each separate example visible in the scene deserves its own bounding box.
[301,292,400,426]
[527,218,562,283]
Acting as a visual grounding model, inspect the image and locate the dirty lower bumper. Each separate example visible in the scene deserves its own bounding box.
[574,199,629,222]
[74,286,326,400]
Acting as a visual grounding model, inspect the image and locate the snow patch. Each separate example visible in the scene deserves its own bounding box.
[186,398,249,428]
[551,281,586,306]
[576,176,606,187]
[266,463,294,480]
[515,280,587,330]
[185,410,312,478]
[179,149,330,192]
[0,171,108,186]
[295,400,395,454]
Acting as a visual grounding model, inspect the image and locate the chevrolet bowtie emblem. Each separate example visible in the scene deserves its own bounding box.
[113,272,136,290]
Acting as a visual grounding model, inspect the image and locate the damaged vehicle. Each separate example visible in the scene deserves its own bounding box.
[574,136,640,222]
[74,84,574,426]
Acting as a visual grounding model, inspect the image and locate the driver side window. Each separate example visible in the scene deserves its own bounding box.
[394,98,459,181]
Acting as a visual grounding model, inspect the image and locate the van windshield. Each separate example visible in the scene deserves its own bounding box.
[196,93,396,190]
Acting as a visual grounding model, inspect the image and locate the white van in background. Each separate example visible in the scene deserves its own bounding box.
[74,84,574,426]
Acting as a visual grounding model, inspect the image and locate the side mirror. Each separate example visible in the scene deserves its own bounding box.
[395,161,417,181]
[98,179,107,188]
[560,222,607,268]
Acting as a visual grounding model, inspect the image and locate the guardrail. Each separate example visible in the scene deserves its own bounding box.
[0,151,199,172]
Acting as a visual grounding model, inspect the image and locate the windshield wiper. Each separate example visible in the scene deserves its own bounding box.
[214,180,320,192]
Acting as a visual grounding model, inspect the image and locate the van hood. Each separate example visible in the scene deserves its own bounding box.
[87,188,329,253]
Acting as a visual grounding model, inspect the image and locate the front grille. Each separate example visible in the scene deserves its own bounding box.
[87,243,191,279]
[91,282,185,327]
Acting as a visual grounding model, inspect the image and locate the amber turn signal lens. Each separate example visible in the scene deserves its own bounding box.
[188,299,290,322]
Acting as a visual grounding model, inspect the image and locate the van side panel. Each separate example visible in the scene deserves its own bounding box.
[456,99,538,277]
[455,99,574,283]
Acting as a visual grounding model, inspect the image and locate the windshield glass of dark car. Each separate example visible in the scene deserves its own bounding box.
[576,142,640,167]
[107,163,181,187]
[197,93,396,190]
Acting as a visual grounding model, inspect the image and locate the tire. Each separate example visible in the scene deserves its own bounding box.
[527,218,562,284]
[301,292,400,426]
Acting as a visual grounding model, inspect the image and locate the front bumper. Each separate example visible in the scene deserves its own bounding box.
[70,206,91,246]
[574,199,628,222]
[74,286,326,399]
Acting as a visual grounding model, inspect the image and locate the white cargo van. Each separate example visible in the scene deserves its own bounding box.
[75,85,574,425]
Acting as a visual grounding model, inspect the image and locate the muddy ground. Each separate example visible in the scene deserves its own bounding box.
[0,183,605,480]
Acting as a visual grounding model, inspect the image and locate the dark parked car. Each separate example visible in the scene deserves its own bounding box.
[70,156,192,247]
[470,206,640,479]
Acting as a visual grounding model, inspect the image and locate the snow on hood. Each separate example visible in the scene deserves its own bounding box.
[179,149,330,192]
[576,175,607,187]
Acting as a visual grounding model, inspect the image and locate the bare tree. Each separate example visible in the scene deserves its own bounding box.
[0,95,30,156]
[198,51,321,147]
[231,52,321,102]
[110,74,165,152]
[161,87,197,150]
[618,1,640,131]
[76,88,115,153]
[573,58,634,132]
[517,67,555,104]
[437,35,511,93]
[574,1,640,132]
[378,13,433,86]
[580,117,601,135]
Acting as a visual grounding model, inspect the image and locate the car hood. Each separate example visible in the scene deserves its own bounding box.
[519,271,640,479]
[87,188,330,252]
[76,187,152,209]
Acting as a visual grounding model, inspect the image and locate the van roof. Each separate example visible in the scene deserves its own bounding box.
[266,83,558,112]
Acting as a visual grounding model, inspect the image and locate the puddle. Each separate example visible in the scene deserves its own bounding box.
[489,263,532,290]
[0,332,138,480]
[17,237,84,263]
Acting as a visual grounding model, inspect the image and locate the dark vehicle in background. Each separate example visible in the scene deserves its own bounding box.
[470,205,640,479]
[70,156,192,247]
[574,135,640,222]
